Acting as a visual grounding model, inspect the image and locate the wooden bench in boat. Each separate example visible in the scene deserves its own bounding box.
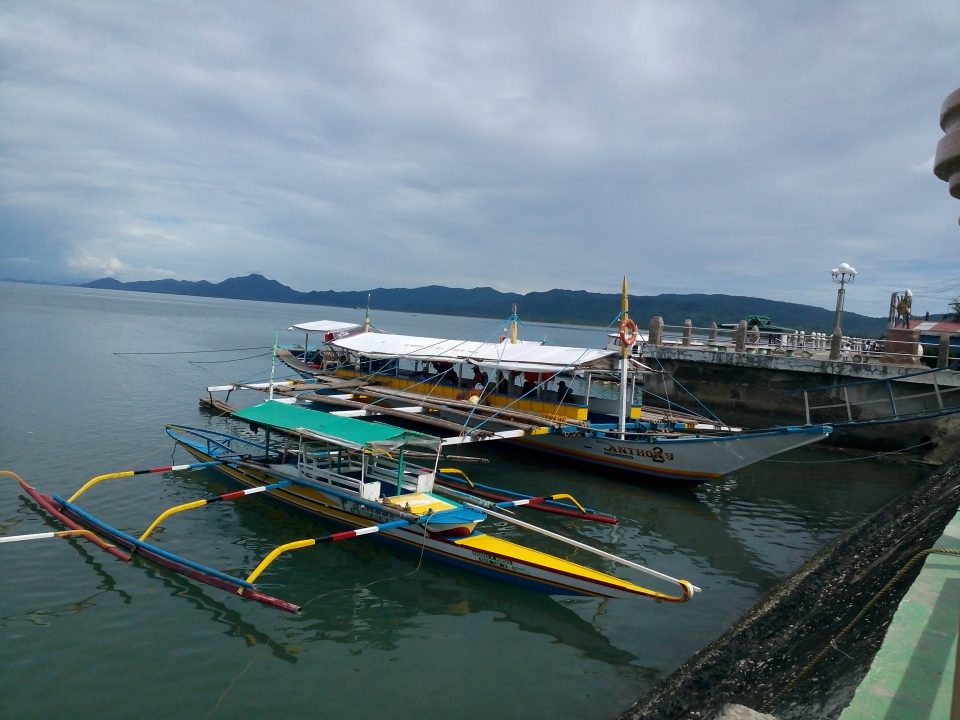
[382,492,458,515]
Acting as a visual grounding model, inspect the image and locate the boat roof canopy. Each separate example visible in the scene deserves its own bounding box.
[288,320,362,333]
[330,332,618,374]
[233,401,441,452]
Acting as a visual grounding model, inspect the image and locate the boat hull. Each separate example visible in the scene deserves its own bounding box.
[287,366,830,486]
[510,426,831,485]
[301,388,830,486]
[176,443,685,600]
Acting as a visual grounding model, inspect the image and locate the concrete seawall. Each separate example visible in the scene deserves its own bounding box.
[619,447,960,719]
[638,344,960,465]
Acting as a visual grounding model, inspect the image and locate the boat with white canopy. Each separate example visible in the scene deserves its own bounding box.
[273,280,831,486]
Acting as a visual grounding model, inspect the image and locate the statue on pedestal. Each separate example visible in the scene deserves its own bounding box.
[894,289,913,328]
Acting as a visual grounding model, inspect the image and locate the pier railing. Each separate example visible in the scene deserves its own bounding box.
[628,317,959,370]
[797,367,960,425]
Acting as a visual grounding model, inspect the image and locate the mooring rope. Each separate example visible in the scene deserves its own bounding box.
[114,346,271,355]
[188,352,274,364]
[764,544,960,711]
[762,438,936,464]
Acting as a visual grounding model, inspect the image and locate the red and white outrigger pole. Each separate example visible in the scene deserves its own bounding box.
[0,528,101,544]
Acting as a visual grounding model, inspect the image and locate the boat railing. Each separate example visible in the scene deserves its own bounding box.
[296,456,387,502]
[299,448,370,493]
[367,455,435,494]
[298,446,434,499]
[169,424,268,460]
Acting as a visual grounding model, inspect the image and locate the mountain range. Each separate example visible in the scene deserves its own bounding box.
[81,273,890,337]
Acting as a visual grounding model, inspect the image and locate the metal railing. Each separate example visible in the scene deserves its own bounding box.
[629,319,959,369]
[798,368,960,426]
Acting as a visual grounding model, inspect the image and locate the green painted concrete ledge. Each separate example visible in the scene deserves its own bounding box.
[840,508,960,720]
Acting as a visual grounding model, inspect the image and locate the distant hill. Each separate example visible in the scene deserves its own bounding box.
[81,274,889,337]
[85,274,302,302]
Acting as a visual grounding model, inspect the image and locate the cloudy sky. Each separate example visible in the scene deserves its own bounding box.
[2,1,959,317]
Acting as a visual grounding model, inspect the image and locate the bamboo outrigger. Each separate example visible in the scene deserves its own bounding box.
[1,467,302,612]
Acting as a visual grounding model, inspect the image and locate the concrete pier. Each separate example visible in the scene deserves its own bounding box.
[634,339,960,465]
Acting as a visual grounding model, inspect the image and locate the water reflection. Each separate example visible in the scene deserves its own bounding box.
[1,544,135,626]
[461,443,922,594]
[24,463,643,671]
[1,497,136,624]
[135,562,302,664]
[287,567,641,669]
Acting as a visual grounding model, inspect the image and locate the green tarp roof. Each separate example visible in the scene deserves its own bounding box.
[232,401,441,451]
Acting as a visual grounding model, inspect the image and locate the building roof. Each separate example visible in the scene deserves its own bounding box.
[907,318,960,334]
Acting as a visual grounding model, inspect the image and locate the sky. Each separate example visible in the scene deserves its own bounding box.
[2,2,959,318]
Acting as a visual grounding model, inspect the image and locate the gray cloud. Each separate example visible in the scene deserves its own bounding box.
[1,1,958,317]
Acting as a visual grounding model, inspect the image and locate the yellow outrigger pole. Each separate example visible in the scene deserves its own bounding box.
[67,461,224,503]
[462,500,700,602]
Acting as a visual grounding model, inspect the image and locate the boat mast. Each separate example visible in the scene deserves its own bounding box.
[269,332,279,401]
[619,277,630,438]
[509,303,519,344]
[363,293,371,333]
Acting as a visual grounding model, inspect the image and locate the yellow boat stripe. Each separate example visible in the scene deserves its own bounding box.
[455,533,647,593]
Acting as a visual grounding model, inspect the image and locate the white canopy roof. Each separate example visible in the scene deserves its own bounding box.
[288,320,362,333]
[330,332,619,374]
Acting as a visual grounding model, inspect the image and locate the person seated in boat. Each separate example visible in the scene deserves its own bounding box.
[434,362,458,385]
[521,378,537,396]
[470,365,488,389]
[556,380,573,403]
[495,371,509,395]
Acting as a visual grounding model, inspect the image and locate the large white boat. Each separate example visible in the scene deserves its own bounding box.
[274,281,831,486]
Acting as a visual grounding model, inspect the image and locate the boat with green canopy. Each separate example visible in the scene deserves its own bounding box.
[2,399,698,612]
[165,400,699,604]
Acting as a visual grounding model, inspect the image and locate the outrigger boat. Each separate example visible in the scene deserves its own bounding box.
[164,400,697,603]
[271,280,831,486]
[197,392,618,524]
[1,401,697,612]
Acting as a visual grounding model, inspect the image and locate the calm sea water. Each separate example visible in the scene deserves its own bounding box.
[0,282,923,720]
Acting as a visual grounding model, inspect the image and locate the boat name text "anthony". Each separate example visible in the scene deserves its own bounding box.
[602,444,675,463]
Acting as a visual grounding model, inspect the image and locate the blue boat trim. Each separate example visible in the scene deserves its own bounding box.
[52,495,257,589]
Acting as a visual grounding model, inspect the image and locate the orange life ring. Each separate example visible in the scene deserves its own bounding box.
[619,318,639,346]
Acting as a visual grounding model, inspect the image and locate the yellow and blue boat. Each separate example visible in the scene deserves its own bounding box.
[167,400,699,605]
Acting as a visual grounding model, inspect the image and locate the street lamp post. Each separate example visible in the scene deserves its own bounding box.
[831,263,858,334]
